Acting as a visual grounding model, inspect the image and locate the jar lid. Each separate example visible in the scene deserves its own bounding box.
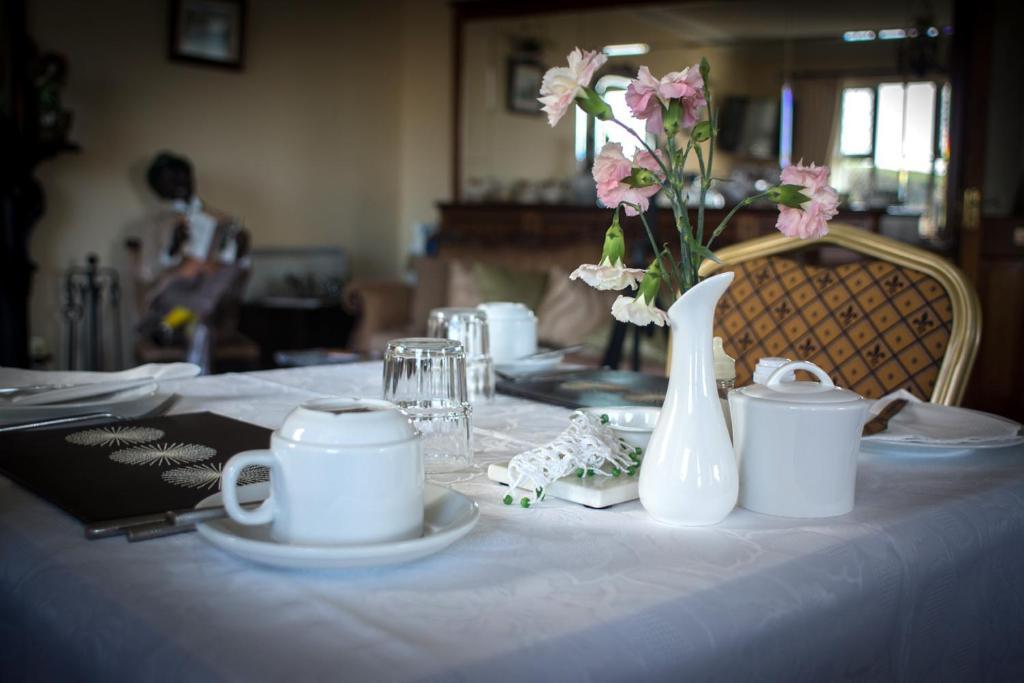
[737,361,864,405]
[476,302,536,320]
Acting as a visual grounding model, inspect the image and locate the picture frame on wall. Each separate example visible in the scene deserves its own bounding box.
[507,58,544,114]
[169,0,246,69]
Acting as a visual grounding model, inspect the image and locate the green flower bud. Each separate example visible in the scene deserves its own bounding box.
[662,100,682,137]
[638,258,663,304]
[699,57,710,87]
[575,87,613,121]
[624,168,659,189]
[691,120,713,142]
[767,184,812,209]
[599,210,626,266]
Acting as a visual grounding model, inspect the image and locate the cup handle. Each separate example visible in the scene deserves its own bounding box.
[221,450,275,526]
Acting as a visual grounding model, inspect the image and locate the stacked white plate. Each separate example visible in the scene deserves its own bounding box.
[862,390,1023,455]
[0,363,198,426]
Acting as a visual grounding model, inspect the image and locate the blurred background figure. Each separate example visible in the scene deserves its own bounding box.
[127,151,251,373]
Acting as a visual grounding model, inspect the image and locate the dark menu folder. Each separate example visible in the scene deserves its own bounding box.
[497,370,668,409]
[0,412,271,524]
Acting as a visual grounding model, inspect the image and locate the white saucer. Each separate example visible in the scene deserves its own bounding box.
[0,382,160,426]
[495,355,563,378]
[195,482,479,569]
[582,406,659,450]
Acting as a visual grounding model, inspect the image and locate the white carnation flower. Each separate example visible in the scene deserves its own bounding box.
[611,293,668,327]
[570,259,645,291]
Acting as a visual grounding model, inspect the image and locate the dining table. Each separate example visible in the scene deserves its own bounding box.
[1,362,1023,682]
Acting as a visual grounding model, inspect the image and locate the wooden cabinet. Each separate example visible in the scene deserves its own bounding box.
[437,203,883,250]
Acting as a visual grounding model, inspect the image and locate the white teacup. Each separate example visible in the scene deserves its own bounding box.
[221,398,423,546]
[477,302,537,363]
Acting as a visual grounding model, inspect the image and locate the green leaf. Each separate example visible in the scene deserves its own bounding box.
[691,242,722,264]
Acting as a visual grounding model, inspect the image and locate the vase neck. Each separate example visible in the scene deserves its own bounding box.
[666,272,734,330]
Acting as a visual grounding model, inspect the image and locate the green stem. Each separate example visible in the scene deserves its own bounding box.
[610,119,672,181]
[659,243,684,295]
[705,190,772,252]
[694,144,708,271]
[635,208,673,290]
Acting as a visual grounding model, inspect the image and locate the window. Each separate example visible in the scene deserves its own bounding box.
[839,88,874,156]
[575,75,648,164]
[833,80,950,219]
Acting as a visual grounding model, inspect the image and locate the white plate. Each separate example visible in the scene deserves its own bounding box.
[195,482,480,569]
[860,435,1024,457]
[0,382,160,426]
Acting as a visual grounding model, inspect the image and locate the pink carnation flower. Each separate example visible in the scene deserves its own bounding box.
[625,65,706,135]
[592,143,664,216]
[775,162,840,239]
[538,48,608,127]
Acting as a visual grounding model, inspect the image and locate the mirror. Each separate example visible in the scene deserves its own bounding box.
[457,0,953,243]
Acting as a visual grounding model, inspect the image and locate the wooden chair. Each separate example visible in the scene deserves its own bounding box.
[700,224,981,405]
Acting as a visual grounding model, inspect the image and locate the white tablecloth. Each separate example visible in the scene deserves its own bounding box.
[2,363,1023,682]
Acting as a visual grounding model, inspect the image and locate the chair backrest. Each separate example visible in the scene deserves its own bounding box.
[700,224,981,405]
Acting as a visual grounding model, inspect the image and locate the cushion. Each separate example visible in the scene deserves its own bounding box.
[447,260,483,308]
[410,257,450,333]
[535,267,617,347]
[473,262,549,311]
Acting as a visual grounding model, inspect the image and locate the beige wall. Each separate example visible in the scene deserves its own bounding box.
[27,0,452,364]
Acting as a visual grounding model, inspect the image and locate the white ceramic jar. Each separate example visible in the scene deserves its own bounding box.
[476,302,537,363]
[728,361,869,518]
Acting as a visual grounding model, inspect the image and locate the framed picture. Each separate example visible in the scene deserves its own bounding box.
[169,0,246,69]
[507,58,544,114]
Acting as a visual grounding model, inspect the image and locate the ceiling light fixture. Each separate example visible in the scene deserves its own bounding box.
[602,43,650,57]
[878,28,908,40]
[842,30,876,42]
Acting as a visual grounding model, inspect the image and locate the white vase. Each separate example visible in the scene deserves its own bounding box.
[638,271,738,526]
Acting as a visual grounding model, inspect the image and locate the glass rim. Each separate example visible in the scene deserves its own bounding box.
[385,337,466,356]
[428,307,487,320]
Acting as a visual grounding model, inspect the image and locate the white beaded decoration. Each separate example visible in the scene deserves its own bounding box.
[505,411,638,505]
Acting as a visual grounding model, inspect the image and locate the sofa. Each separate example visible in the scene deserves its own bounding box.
[343,243,626,359]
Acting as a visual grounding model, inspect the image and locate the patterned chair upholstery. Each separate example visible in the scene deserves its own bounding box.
[702,224,981,405]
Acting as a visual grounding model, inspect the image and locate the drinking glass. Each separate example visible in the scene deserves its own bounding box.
[382,338,473,472]
[426,307,494,402]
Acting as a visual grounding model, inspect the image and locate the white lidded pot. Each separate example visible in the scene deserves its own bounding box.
[476,302,537,363]
[728,360,870,518]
